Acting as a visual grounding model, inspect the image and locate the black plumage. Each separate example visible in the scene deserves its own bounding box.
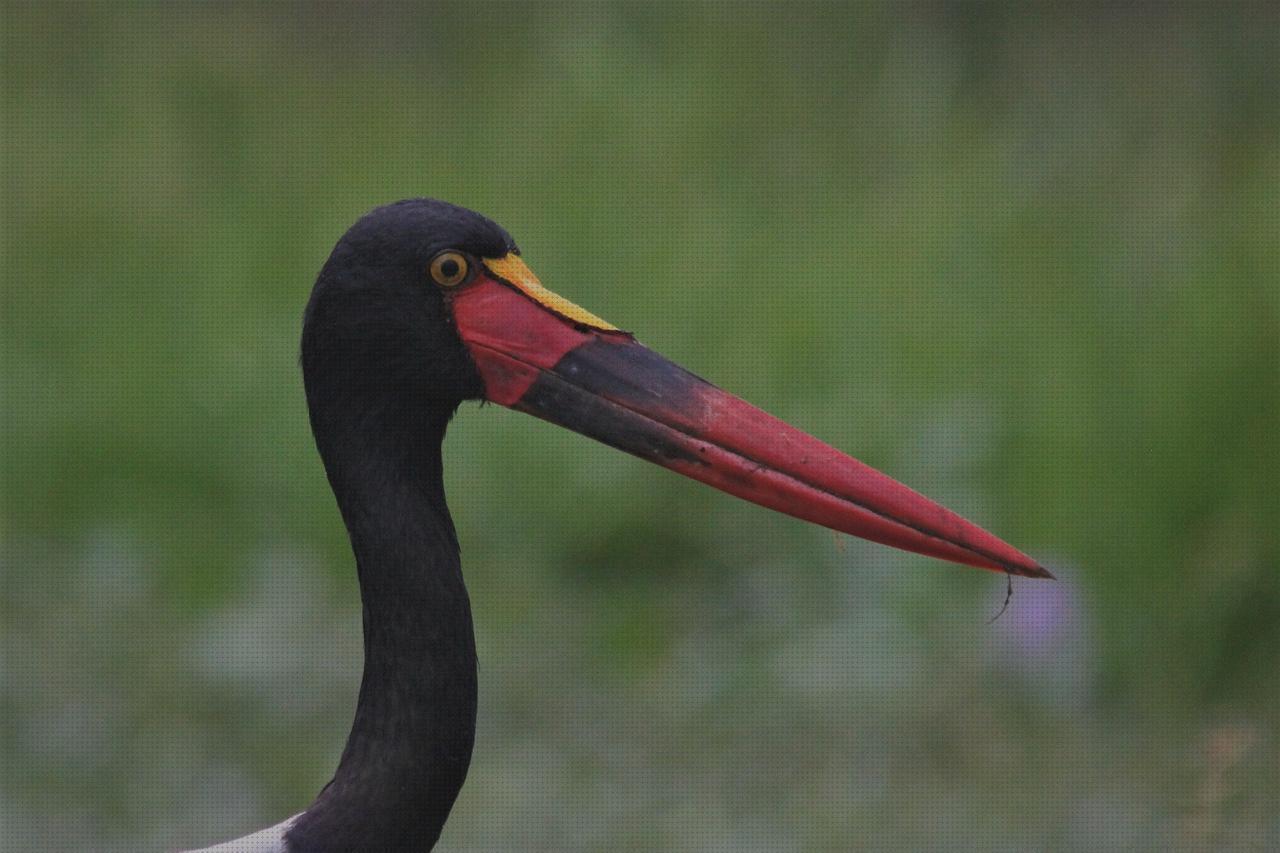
[291,200,511,850]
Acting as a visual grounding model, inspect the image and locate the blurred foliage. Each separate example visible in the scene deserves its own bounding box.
[2,2,1278,850]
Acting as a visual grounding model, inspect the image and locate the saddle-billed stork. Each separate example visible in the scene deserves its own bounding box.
[192,199,1049,852]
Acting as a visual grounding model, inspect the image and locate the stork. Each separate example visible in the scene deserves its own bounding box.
[192,199,1049,852]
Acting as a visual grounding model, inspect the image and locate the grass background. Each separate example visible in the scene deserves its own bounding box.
[3,2,1277,850]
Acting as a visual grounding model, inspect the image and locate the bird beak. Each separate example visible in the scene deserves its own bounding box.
[447,254,1051,579]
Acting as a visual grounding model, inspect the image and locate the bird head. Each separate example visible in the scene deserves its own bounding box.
[302,198,1050,579]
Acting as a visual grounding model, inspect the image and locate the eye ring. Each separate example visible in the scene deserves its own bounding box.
[429,251,471,288]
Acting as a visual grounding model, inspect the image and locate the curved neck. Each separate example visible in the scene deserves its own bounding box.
[287,405,476,852]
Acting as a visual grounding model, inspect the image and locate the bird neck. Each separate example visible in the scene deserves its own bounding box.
[288,408,476,852]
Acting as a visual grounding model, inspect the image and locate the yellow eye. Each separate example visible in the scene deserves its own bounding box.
[429,251,470,287]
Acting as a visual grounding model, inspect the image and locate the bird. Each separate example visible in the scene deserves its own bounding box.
[191,199,1051,852]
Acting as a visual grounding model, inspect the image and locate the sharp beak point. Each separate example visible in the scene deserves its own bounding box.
[448,255,1051,580]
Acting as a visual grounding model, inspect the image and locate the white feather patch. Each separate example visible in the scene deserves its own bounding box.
[185,814,298,852]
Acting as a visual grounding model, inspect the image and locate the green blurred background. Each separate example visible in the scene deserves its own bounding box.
[3,2,1278,850]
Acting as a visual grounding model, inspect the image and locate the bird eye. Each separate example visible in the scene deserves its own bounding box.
[429,251,471,287]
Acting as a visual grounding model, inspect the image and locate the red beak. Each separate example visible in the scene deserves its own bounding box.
[447,258,1051,580]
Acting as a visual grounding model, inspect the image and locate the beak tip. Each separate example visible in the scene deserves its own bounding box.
[1020,561,1056,580]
